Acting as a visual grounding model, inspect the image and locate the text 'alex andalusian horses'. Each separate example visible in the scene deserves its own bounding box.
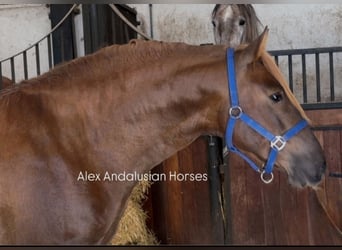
[0,29,325,244]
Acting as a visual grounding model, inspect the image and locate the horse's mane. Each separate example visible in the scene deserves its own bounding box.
[0,40,192,99]
[52,39,190,79]
[107,39,188,64]
[236,5,262,43]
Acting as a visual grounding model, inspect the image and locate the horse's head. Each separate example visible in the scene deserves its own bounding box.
[224,28,326,188]
[211,4,261,47]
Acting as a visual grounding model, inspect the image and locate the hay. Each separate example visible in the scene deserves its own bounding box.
[111,180,159,245]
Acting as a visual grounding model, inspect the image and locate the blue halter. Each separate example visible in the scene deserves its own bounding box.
[225,48,308,184]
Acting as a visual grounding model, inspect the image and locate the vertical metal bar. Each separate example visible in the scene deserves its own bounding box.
[47,34,53,69]
[90,4,99,53]
[315,53,321,102]
[23,51,28,80]
[222,147,232,244]
[0,63,3,89]
[35,43,40,76]
[71,10,77,59]
[288,55,293,92]
[207,135,226,243]
[302,54,307,103]
[329,52,335,101]
[274,55,279,66]
[149,4,154,39]
[60,30,65,62]
[10,57,15,83]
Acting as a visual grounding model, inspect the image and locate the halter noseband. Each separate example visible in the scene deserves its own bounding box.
[225,48,308,184]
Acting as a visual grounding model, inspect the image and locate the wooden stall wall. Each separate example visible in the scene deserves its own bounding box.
[226,108,342,245]
[145,137,225,244]
[145,108,342,245]
[308,108,342,237]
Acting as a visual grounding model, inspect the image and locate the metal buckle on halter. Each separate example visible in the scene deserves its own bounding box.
[261,170,274,184]
[270,136,286,151]
[229,106,243,119]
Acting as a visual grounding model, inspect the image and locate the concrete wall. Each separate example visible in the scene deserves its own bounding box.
[0,4,51,81]
[0,4,341,102]
[129,4,342,103]
[129,4,342,49]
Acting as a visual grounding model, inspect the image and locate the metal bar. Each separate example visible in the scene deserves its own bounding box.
[329,52,335,101]
[315,53,321,102]
[23,51,28,80]
[312,126,342,131]
[288,55,293,92]
[207,135,226,243]
[109,4,150,40]
[71,10,77,59]
[302,102,342,110]
[47,34,53,69]
[274,55,279,66]
[270,47,341,105]
[301,54,307,103]
[269,46,342,56]
[1,4,78,63]
[0,63,3,89]
[329,172,342,178]
[35,44,40,76]
[149,4,154,39]
[222,151,232,244]
[60,30,65,62]
[90,4,99,53]
[10,57,15,83]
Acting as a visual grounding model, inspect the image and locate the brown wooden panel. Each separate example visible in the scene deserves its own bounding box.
[226,108,342,245]
[228,161,342,245]
[146,137,224,244]
[323,130,342,230]
[145,109,342,245]
[228,154,249,243]
[315,129,342,237]
[306,109,342,127]
[245,164,265,244]
[279,179,311,244]
[308,190,342,245]
[262,172,288,244]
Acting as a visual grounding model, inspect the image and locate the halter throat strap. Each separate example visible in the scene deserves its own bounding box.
[225,48,308,184]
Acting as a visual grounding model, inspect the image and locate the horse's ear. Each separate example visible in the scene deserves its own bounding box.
[241,26,269,64]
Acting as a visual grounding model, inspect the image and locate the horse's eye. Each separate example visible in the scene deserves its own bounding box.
[270,92,283,103]
[239,19,246,26]
[212,21,216,28]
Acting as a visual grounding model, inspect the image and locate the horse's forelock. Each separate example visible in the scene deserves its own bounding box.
[237,5,262,43]
[211,4,220,17]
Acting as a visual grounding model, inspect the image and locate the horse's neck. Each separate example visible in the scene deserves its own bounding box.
[68,45,228,174]
[104,46,229,174]
[9,44,228,175]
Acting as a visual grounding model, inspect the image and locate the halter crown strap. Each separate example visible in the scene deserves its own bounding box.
[225,48,308,184]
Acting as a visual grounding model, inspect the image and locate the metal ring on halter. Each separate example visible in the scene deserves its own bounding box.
[229,106,243,119]
[260,170,274,184]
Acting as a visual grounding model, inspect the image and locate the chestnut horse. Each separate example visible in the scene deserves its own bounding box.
[0,29,325,244]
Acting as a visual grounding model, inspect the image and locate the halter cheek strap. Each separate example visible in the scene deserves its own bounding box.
[225,48,308,184]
